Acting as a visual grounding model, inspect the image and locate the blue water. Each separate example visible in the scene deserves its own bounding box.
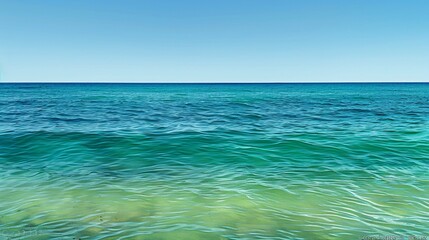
[0,83,428,240]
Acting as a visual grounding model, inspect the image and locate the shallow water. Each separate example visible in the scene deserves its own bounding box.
[0,83,428,239]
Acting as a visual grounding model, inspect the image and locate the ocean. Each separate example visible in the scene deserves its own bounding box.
[0,83,428,239]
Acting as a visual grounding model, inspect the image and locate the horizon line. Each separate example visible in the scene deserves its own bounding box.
[1,82,429,84]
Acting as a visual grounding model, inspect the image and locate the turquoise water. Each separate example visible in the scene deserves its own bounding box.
[0,83,428,240]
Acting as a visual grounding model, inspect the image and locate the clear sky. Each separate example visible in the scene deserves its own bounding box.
[1,0,428,83]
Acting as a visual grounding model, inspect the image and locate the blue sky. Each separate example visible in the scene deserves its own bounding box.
[1,0,428,82]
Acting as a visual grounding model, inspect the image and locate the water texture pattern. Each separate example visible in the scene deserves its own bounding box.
[0,83,428,240]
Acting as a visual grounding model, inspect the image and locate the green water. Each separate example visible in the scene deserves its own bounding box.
[0,83,428,239]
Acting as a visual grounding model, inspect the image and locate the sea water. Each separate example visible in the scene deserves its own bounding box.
[0,83,428,239]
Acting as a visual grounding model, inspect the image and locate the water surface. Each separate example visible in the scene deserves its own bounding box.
[0,83,428,239]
